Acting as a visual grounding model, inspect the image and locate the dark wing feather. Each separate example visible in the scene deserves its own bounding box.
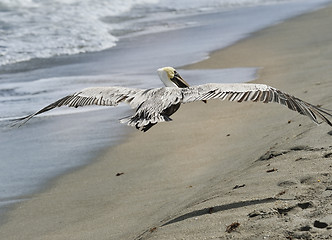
[13,86,142,126]
[181,83,332,127]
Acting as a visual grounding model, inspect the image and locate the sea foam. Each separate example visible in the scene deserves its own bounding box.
[0,0,310,66]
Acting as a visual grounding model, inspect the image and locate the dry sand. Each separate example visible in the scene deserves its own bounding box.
[1,4,332,240]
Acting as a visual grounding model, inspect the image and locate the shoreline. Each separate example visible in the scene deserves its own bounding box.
[1,3,332,240]
[0,1,330,217]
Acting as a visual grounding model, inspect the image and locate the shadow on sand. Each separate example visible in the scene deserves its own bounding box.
[162,197,276,226]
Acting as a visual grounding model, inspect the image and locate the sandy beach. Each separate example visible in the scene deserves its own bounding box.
[1,3,332,240]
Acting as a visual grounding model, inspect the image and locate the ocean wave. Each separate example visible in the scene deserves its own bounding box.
[0,0,299,67]
[0,0,158,66]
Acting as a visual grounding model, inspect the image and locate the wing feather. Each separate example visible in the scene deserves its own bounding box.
[181,83,332,127]
[13,86,142,126]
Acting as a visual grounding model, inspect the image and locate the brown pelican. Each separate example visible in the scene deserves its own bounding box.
[14,67,332,132]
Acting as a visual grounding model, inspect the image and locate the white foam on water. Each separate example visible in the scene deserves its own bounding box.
[0,0,159,65]
[0,0,324,66]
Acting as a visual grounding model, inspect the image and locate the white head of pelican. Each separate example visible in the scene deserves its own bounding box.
[157,67,190,88]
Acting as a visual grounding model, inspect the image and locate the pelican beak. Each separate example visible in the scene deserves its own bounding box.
[170,71,207,103]
[170,70,207,103]
[170,71,190,88]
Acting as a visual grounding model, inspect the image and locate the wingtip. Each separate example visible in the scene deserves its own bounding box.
[9,114,34,128]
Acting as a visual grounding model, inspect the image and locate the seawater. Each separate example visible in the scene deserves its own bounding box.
[0,0,328,66]
[0,0,331,216]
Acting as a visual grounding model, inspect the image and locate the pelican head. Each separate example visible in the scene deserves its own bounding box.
[157,67,190,88]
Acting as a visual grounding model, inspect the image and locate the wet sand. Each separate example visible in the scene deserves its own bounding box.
[1,4,332,240]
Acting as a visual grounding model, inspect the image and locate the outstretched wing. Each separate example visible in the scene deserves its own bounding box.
[13,86,143,126]
[13,83,332,130]
[181,83,332,127]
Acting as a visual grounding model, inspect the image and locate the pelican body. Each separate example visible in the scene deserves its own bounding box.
[14,67,332,132]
